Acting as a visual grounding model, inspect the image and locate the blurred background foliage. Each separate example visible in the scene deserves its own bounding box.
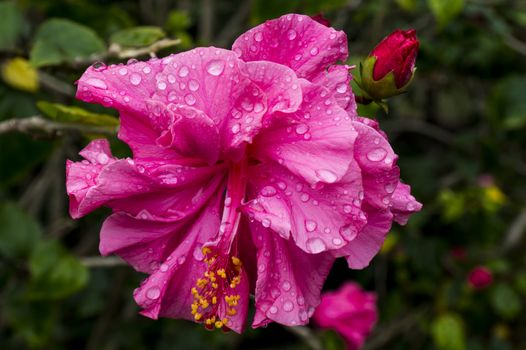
[0,0,525,349]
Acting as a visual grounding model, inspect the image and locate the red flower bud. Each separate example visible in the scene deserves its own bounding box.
[468,266,493,290]
[370,29,419,88]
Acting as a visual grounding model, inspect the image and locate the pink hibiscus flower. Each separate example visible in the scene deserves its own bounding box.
[67,13,421,332]
[313,282,377,350]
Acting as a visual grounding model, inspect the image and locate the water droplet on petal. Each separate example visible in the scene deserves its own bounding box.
[332,237,343,246]
[309,47,319,56]
[86,78,107,90]
[157,81,167,90]
[254,32,263,42]
[282,281,291,291]
[305,220,317,232]
[261,185,277,197]
[143,66,151,74]
[315,169,338,183]
[146,286,161,299]
[118,67,128,76]
[283,300,294,312]
[343,204,352,214]
[159,263,169,272]
[287,29,297,40]
[295,123,309,135]
[340,225,357,241]
[262,218,271,228]
[231,123,240,134]
[206,59,225,76]
[188,79,200,91]
[97,153,109,164]
[336,83,348,93]
[306,238,326,253]
[367,148,387,162]
[130,73,142,86]
[385,183,396,194]
[300,193,310,202]
[178,66,189,77]
[269,306,278,314]
[297,296,305,305]
[184,93,196,105]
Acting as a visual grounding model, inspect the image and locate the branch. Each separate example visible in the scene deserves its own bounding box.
[286,326,323,350]
[81,256,127,268]
[0,116,116,137]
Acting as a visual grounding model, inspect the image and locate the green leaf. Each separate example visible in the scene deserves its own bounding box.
[396,0,417,11]
[491,283,522,319]
[431,313,466,350]
[165,10,192,34]
[37,101,119,127]
[30,18,105,67]
[110,26,166,47]
[0,202,42,259]
[28,240,89,300]
[427,0,465,28]
[0,2,25,50]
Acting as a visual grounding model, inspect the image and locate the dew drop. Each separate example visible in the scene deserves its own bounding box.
[283,300,294,312]
[118,67,128,76]
[178,66,189,77]
[297,296,305,305]
[282,281,291,291]
[340,225,357,241]
[269,306,278,314]
[300,193,310,202]
[97,153,109,164]
[254,32,263,42]
[86,78,107,90]
[231,123,241,134]
[157,81,167,90]
[295,123,309,135]
[310,47,319,56]
[287,29,297,40]
[184,93,196,105]
[262,218,271,228]
[367,148,387,162]
[385,183,396,194]
[261,185,277,197]
[315,169,338,183]
[206,59,225,76]
[143,66,151,74]
[332,237,343,246]
[336,83,348,93]
[159,263,169,272]
[146,286,161,300]
[305,220,317,232]
[343,204,352,214]
[306,238,326,254]
[188,79,200,91]
[130,73,142,86]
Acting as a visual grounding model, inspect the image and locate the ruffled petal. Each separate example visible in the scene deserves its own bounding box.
[250,223,334,327]
[232,13,348,80]
[76,48,269,159]
[390,182,422,225]
[312,64,357,114]
[66,140,226,219]
[245,61,303,114]
[352,119,400,210]
[337,206,393,269]
[242,162,366,254]
[252,80,357,185]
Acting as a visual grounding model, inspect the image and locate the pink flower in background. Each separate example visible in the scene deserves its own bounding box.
[313,282,377,350]
[66,13,421,332]
[468,266,493,290]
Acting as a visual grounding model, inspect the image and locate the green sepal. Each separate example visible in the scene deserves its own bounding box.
[359,55,415,101]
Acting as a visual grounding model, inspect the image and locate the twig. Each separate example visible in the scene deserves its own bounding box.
[286,326,323,350]
[502,207,526,253]
[81,256,127,268]
[0,116,116,136]
[108,38,182,59]
[38,71,75,97]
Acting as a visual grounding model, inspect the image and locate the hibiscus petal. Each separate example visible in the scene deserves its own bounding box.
[336,206,393,269]
[250,223,334,327]
[245,61,303,114]
[157,105,220,165]
[232,13,348,80]
[76,48,269,158]
[390,182,422,225]
[253,80,357,185]
[242,162,366,254]
[66,140,226,219]
[352,119,400,209]
[312,64,357,114]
